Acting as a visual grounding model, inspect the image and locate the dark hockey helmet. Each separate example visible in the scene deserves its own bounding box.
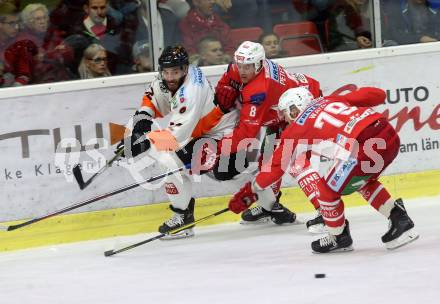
[158,45,189,70]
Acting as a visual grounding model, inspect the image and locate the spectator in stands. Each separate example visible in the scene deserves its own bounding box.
[292,0,337,21]
[135,0,151,43]
[0,12,35,86]
[20,3,73,83]
[214,0,259,28]
[218,0,300,31]
[259,32,285,58]
[81,0,120,41]
[66,0,131,74]
[109,0,140,68]
[49,0,87,37]
[0,0,20,13]
[158,0,190,49]
[214,0,231,12]
[190,36,230,66]
[349,0,373,48]
[265,0,301,29]
[0,9,18,49]
[329,0,372,51]
[294,0,371,51]
[78,43,111,78]
[292,0,336,49]
[106,0,141,25]
[179,0,234,54]
[381,0,440,45]
[132,40,152,72]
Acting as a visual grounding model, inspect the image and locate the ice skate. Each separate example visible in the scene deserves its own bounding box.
[312,220,353,253]
[382,199,419,250]
[241,202,298,225]
[240,205,272,224]
[269,201,297,225]
[159,198,195,240]
[240,191,298,225]
[306,210,326,234]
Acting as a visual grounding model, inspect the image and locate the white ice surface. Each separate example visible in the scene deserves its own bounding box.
[0,196,439,304]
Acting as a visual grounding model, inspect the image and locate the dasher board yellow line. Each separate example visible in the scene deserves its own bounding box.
[1,170,439,252]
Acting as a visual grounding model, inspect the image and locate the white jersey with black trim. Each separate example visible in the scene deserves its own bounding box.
[140,64,237,148]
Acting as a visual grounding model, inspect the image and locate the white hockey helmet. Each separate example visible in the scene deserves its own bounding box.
[278,87,314,120]
[234,41,265,72]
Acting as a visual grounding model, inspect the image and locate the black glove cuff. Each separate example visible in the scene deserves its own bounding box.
[130,132,151,157]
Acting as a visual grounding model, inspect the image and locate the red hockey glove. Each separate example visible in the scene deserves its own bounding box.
[229,182,258,214]
[214,85,239,113]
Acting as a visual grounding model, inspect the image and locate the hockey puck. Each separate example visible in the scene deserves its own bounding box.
[314,273,326,278]
[104,250,114,257]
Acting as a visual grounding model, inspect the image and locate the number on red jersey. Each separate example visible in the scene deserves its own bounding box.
[314,102,357,129]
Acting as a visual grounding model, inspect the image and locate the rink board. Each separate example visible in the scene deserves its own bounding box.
[0,169,439,252]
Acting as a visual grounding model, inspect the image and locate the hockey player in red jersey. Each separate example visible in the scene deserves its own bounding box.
[214,41,322,225]
[229,86,419,253]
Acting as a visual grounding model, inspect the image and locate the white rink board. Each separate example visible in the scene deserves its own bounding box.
[0,45,439,221]
[0,197,438,304]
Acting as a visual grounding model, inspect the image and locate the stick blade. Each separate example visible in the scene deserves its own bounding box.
[72,164,85,190]
[104,250,115,257]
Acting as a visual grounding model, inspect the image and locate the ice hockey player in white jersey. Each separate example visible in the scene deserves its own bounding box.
[121,45,238,239]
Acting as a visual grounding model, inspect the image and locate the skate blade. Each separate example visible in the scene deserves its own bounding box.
[307,224,327,234]
[271,216,304,226]
[385,228,419,250]
[240,217,271,225]
[271,219,304,226]
[312,245,354,254]
[160,228,195,240]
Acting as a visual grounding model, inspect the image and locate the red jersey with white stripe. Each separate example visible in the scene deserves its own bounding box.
[255,87,386,189]
[217,59,321,154]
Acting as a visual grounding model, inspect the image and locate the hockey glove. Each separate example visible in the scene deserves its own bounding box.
[229,182,258,214]
[132,110,153,134]
[129,132,151,157]
[214,85,238,113]
[116,110,152,158]
[115,132,151,158]
[115,110,153,158]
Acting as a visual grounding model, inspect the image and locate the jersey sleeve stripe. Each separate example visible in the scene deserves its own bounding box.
[191,107,224,138]
[141,95,163,118]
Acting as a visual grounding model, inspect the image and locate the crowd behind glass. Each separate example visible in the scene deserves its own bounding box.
[1,0,440,87]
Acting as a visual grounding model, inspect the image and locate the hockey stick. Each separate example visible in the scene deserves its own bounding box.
[104,207,229,257]
[73,146,124,190]
[0,165,188,232]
